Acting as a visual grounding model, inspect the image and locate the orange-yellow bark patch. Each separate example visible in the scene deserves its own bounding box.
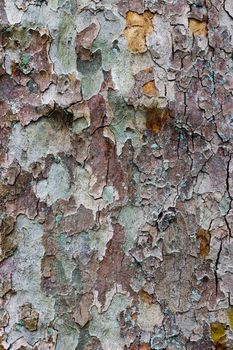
[124,11,154,53]
[210,323,227,349]
[197,228,210,258]
[143,81,158,96]
[124,26,147,53]
[188,18,207,36]
[227,306,233,333]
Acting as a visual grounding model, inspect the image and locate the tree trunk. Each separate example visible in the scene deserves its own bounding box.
[0,0,232,349]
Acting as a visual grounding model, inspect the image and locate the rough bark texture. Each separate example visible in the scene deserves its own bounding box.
[0,0,233,349]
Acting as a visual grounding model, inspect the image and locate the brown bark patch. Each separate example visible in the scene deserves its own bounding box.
[145,107,170,133]
[76,23,100,61]
[73,292,93,327]
[0,216,17,263]
[140,344,151,350]
[197,228,211,258]
[62,204,95,235]
[19,303,39,332]
[139,290,153,304]
[95,223,134,306]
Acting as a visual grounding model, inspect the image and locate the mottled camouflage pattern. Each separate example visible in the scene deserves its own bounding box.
[0,0,233,349]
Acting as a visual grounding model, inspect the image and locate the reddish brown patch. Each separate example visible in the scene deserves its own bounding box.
[95,223,135,305]
[87,94,106,134]
[87,95,129,200]
[73,292,93,327]
[76,23,100,61]
[4,170,38,218]
[28,30,54,92]
[61,204,95,235]
[117,0,145,17]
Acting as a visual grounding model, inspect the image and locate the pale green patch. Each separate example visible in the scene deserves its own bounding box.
[108,91,143,155]
[72,117,88,133]
[6,216,55,345]
[81,70,104,100]
[191,290,202,302]
[118,206,144,252]
[36,163,71,205]
[55,321,80,350]
[8,118,71,169]
[103,185,115,205]
[89,293,132,350]
[50,11,77,74]
[219,193,231,216]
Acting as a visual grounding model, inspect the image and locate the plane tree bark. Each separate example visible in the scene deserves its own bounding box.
[0,0,233,349]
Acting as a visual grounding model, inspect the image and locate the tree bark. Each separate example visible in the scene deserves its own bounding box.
[0,0,233,349]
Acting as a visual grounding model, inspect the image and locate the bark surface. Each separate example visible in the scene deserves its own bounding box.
[0,0,233,349]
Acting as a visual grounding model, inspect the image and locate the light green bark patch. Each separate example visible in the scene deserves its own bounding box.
[118,206,144,252]
[8,118,71,169]
[108,91,142,155]
[103,185,115,205]
[81,70,104,100]
[25,120,71,165]
[51,11,77,74]
[36,163,71,205]
[89,293,131,350]
[55,321,80,350]
[72,117,88,133]
[6,216,55,345]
